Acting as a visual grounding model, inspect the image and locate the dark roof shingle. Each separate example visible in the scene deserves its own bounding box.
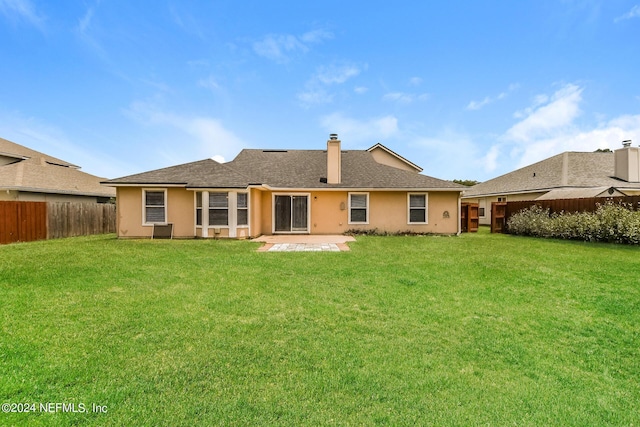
[105,148,464,191]
[464,151,640,197]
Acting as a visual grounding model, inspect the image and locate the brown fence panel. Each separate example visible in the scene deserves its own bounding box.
[47,202,116,239]
[491,202,507,233]
[0,201,47,244]
[461,203,479,233]
[501,195,640,233]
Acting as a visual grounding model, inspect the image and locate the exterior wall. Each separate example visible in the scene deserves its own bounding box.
[0,189,99,203]
[0,190,18,201]
[117,186,460,238]
[368,147,419,172]
[614,146,640,182]
[167,188,195,237]
[259,190,460,235]
[116,187,195,238]
[327,139,341,184]
[250,188,263,237]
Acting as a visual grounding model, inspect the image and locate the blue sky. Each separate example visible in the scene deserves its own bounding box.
[1,1,639,181]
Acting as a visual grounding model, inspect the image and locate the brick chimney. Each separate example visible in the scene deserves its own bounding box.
[327,133,341,184]
[614,140,640,182]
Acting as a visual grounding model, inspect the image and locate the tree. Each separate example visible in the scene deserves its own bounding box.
[594,148,612,152]
[453,179,480,186]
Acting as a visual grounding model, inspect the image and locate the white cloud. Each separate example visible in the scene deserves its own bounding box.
[253,29,333,63]
[77,4,95,34]
[0,110,132,178]
[409,77,423,86]
[466,96,492,111]
[169,4,205,40]
[354,86,368,94]
[297,62,365,107]
[198,75,221,91]
[466,83,518,111]
[300,29,333,44]
[615,5,640,22]
[383,92,429,104]
[480,83,640,178]
[505,83,582,142]
[482,145,500,173]
[0,0,44,29]
[410,130,485,180]
[125,100,246,164]
[297,88,333,106]
[511,115,640,169]
[320,113,398,144]
[316,63,362,85]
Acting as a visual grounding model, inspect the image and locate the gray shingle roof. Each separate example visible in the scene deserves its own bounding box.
[105,159,252,188]
[0,137,115,198]
[464,151,640,197]
[105,148,464,191]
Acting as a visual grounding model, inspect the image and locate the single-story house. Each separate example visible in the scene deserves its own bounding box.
[103,135,465,239]
[0,137,115,203]
[463,142,640,225]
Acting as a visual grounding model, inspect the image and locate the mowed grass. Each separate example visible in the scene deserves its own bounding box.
[1,229,639,426]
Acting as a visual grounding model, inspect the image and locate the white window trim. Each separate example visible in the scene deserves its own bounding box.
[407,193,428,224]
[142,188,168,226]
[348,192,369,225]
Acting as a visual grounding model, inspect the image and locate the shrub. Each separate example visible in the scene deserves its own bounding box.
[506,202,640,244]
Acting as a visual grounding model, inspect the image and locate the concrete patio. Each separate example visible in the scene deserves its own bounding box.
[252,235,355,252]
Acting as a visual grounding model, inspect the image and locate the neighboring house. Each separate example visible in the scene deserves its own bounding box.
[103,135,465,239]
[463,142,640,225]
[0,137,115,203]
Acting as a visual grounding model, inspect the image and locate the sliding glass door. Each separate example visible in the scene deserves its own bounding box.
[274,195,309,233]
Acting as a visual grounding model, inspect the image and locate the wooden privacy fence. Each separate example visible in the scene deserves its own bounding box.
[492,195,640,233]
[0,201,116,244]
[0,201,47,244]
[47,202,116,239]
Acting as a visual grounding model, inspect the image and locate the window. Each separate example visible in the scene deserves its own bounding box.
[144,190,166,224]
[209,192,228,226]
[349,193,368,224]
[408,193,427,224]
[479,199,486,218]
[196,192,203,226]
[497,196,507,202]
[237,193,248,226]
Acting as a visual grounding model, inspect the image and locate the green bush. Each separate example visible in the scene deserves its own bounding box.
[507,202,640,244]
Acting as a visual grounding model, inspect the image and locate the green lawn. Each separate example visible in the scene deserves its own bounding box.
[1,229,639,426]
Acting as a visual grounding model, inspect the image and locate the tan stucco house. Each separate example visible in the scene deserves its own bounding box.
[463,142,640,225]
[0,137,115,203]
[103,135,465,239]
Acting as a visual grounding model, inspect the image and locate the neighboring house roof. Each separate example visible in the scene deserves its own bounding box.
[366,143,423,173]
[105,146,464,191]
[535,187,626,200]
[464,151,640,198]
[0,137,116,198]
